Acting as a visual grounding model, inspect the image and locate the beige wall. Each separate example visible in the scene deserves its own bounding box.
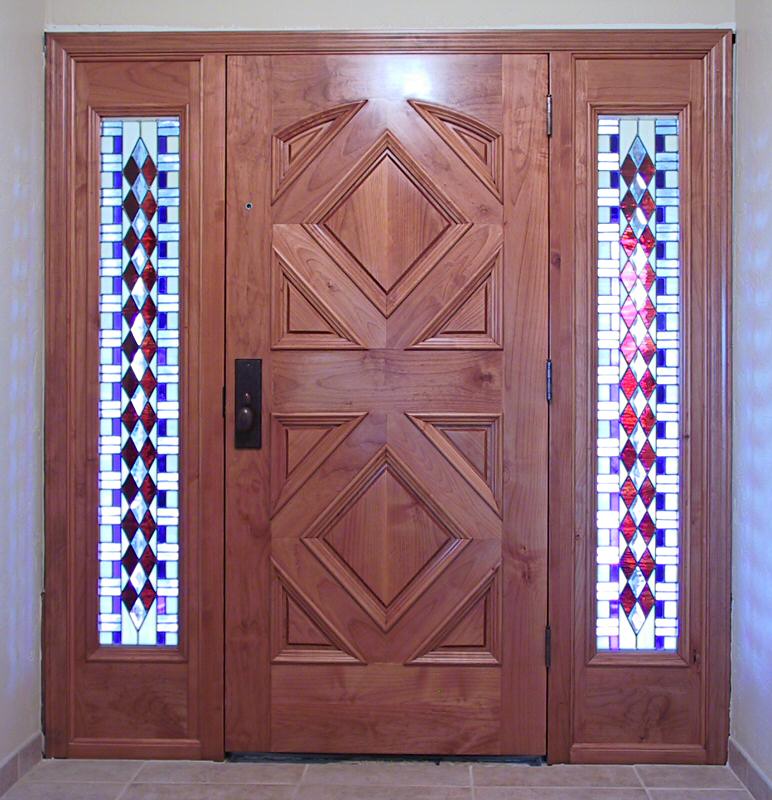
[732,0,772,783]
[0,0,45,767]
[44,0,734,30]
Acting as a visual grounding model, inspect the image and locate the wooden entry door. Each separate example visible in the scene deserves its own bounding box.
[225,53,548,755]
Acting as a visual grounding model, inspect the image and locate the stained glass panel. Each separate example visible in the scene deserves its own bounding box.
[596,116,680,652]
[98,118,181,646]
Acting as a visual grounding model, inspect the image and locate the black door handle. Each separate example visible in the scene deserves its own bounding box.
[235,359,262,449]
[236,402,255,433]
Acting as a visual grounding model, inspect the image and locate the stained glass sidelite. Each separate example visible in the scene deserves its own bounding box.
[98,118,181,646]
[596,116,680,651]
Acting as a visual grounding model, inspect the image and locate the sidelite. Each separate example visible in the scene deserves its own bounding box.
[595,116,681,652]
[97,118,181,646]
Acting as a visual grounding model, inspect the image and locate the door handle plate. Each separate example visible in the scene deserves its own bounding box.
[235,358,262,449]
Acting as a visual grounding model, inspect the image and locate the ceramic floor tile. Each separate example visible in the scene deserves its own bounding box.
[25,760,143,784]
[133,761,304,784]
[647,790,753,800]
[473,789,648,800]
[473,764,642,787]
[3,782,126,800]
[302,761,471,786]
[121,784,296,800]
[635,765,745,789]
[296,786,472,800]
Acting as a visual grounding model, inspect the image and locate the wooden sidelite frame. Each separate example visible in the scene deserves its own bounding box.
[548,41,733,764]
[45,49,226,758]
[44,30,732,763]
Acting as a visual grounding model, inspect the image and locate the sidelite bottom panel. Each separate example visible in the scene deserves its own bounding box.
[595,116,681,652]
[98,118,182,646]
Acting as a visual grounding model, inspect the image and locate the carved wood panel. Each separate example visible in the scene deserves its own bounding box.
[226,53,549,755]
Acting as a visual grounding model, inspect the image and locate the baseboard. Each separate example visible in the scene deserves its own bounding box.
[729,737,772,800]
[0,732,43,798]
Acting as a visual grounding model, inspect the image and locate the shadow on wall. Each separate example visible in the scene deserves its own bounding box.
[732,3,772,780]
[0,0,44,761]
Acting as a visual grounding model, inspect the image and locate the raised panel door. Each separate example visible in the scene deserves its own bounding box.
[225,53,548,754]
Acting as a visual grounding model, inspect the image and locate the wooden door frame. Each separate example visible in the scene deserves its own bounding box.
[45,29,732,763]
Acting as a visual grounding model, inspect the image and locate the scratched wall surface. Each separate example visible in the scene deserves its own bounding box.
[733,0,772,784]
[0,0,44,767]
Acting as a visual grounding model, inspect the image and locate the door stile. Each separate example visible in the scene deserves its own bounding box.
[500,53,550,754]
[224,54,273,751]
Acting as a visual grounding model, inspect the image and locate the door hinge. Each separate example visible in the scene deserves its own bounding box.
[546,359,553,403]
[546,94,553,137]
[545,625,552,669]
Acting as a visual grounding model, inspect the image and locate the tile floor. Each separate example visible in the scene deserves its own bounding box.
[0,759,752,800]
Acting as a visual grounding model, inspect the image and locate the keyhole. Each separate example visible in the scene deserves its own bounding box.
[245,201,253,210]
